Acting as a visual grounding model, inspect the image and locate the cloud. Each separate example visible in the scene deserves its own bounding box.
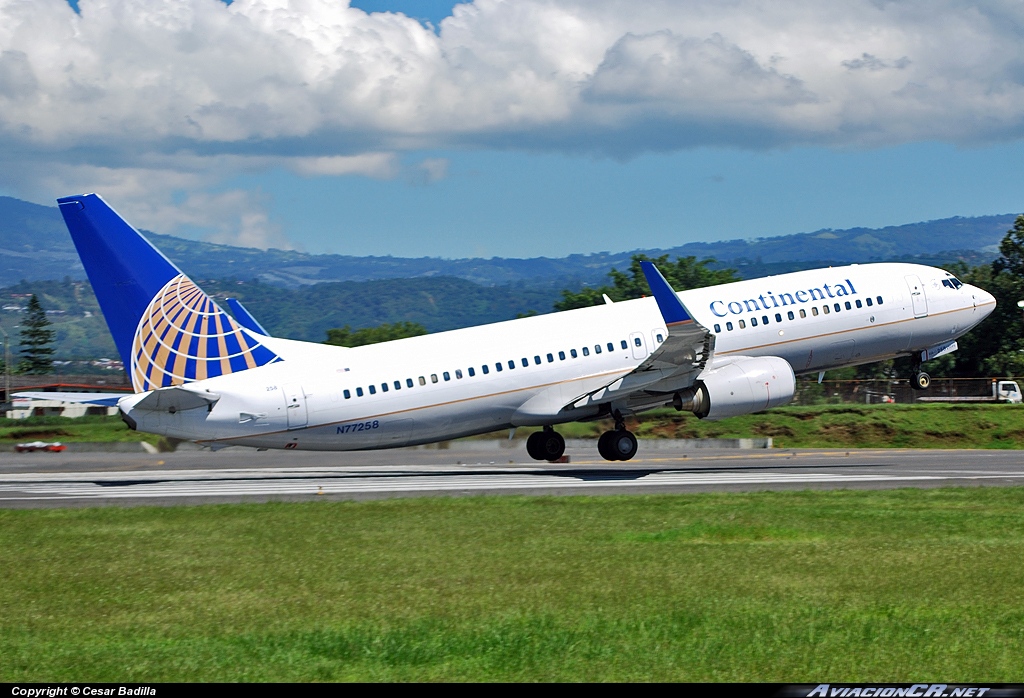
[2,0,1024,230]
[287,153,398,178]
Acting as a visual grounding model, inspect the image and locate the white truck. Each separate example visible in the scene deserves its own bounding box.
[916,380,1023,404]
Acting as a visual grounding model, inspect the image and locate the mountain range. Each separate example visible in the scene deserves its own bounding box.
[0,196,1016,288]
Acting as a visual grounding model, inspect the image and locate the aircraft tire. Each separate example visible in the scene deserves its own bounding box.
[611,430,638,461]
[526,431,547,461]
[598,431,617,461]
[913,371,931,390]
[540,430,565,462]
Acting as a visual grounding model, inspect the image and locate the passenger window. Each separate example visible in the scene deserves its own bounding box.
[751,317,758,327]
[762,316,769,325]
[407,378,414,388]
[823,306,830,315]
[834,303,841,312]
[812,307,819,316]
[344,389,351,399]
[620,340,628,350]
[431,374,438,383]
[419,376,426,386]
[559,351,565,360]
[570,349,578,358]
[633,337,642,347]
[356,387,364,397]
[369,385,376,395]
[394,381,401,390]
[495,363,503,372]
[855,300,862,308]
[866,297,873,307]
[456,369,463,379]
[656,333,664,343]
[443,372,450,381]
[786,312,793,321]
[595,345,602,354]
[547,353,554,363]
[845,301,852,310]
[381,383,388,392]
[876,296,883,304]
[739,319,746,329]
[582,347,590,356]
[726,322,733,331]
[468,367,475,377]
[482,365,489,375]
[534,356,541,364]
[522,358,529,367]
[607,343,614,352]
[714,324,721,333]
[508,360,515,369]
[799,309,806,319]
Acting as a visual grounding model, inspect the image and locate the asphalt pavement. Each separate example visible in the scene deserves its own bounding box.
[1,442,1022,508]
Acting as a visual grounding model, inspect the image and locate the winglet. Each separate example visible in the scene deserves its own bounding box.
[227,298,269,336]
[640,261,694,326]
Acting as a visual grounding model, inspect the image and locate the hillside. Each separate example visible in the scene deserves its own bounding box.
[0,196,1015,288]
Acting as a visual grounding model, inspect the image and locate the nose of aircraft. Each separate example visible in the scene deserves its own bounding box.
[969,285,996,316]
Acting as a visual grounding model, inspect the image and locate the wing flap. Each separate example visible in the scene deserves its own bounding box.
[564,262,715,410]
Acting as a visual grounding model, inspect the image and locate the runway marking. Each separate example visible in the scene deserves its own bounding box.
[2,468,1024,502]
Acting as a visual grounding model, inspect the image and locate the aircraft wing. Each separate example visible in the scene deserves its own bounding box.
[12,391,128,407]
[566,262,714,411]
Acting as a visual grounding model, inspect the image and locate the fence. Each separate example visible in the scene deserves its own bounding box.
[795,377,1017,405]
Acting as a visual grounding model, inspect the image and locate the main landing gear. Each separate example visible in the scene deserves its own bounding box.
[526,426,565,462]
[597,413,638,462]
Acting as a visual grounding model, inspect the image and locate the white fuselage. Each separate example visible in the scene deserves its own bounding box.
[120,263,995,450]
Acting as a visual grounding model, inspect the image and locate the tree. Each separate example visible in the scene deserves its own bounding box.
[324,321,428,347]
[992,214,1024,277]
[554,254,741,311]
[18,295,55,374]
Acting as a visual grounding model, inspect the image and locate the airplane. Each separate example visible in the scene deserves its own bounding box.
[16,193,996,461]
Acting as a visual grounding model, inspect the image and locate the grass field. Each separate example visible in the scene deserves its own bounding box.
[3,403,1024,450]
[2,488,1024,681]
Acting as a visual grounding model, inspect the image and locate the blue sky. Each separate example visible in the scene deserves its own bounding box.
[4,0,1024,257]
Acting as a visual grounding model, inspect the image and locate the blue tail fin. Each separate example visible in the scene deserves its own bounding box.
[58,194,280,392]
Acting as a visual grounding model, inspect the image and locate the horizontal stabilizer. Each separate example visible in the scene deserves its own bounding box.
[132,387,220,413]
[227,298,269,336]
[12,391,126,407]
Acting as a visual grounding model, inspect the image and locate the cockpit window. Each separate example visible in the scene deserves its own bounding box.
[942,276,964,290]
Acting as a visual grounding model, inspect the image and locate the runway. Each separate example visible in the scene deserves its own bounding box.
[1,443,1023,507]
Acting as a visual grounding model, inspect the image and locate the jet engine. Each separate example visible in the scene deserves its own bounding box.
[674,356,795,420]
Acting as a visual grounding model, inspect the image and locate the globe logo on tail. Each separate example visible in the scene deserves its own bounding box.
[130,275,279,392]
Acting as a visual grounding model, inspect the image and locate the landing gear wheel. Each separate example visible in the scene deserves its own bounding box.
[598,429,638,461]
[526,431,546,460]
[527,429,565,461]
[913,371,931,391]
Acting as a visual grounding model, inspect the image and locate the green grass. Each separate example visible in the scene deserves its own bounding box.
[0,415,161,446]
[542,403,1024,450]
[3,489,1024,681]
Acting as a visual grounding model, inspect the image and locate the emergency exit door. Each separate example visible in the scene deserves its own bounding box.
[282,384,308,429]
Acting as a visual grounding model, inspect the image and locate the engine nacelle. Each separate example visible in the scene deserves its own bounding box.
[674,356,796,420]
